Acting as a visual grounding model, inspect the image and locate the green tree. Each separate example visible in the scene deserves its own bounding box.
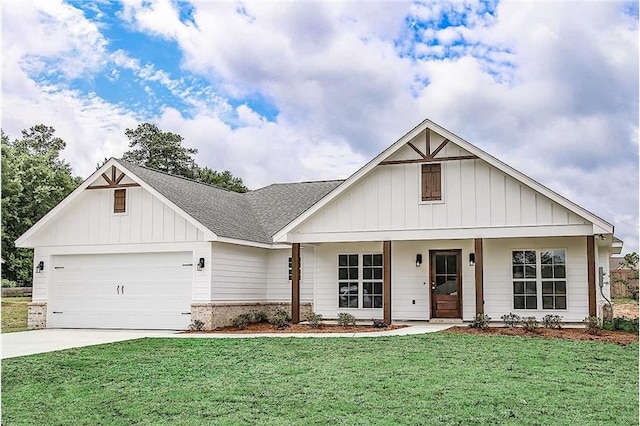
[122,122,248,192]
[192,167,248,193]
[122,123,197,178]
[1,126,82,286]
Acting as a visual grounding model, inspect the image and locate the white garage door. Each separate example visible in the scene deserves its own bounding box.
[49,252,193,330]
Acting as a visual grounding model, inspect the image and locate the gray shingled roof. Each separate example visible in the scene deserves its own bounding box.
[115,159,342,244]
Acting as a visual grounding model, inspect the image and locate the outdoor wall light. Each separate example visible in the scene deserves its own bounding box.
[415,254,423,267]
[469,253,475,266]
[36,261,44,273]
[197,257,205,271]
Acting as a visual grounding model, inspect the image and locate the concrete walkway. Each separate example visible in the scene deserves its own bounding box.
[1,322,453,359]
[1,329,175,359]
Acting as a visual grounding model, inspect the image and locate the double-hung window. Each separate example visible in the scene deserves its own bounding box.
[511,249,567,310]
[338,254,383,309]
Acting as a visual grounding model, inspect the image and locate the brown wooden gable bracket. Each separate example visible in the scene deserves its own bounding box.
[87,166,141,190]
[380,130,478,166]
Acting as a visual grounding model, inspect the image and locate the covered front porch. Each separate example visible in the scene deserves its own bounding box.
[289,239,485,324]
[289,235,600,324]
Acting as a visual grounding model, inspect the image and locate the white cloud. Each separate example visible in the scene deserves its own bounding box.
[2,0,637,253]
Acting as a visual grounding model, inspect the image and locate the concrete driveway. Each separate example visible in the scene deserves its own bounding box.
[1,329,176,359]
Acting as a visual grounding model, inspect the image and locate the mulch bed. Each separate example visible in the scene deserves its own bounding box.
[443,326,639,345]
[184,322,408,334]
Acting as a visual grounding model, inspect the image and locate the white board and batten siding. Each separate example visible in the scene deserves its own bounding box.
[24,186,205,248]
[294,134,589,241]
[483,236,590,322]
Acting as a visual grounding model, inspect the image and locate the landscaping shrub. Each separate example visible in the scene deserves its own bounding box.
[468,313,491,330]
[604,316,639,333]
[270,309,291,329]
[542,314,563,329]
[583,316,602,335]
[500,313,521,328]
[337,312,357,327]
[306,312,323,328]
[188,319,205,331]
[521,316,540,333]
[2,279,18,288]
[251,311,269,324]
[372,318,388,329]
[232,313,253,329]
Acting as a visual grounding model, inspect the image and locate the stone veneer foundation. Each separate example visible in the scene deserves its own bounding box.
[191,302,314,330]
[27,302,47,329]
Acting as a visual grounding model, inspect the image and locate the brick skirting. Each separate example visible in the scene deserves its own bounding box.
[191,302,314,330]
[27,302,47,329]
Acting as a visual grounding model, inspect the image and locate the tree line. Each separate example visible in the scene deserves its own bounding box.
[1,123,247,287]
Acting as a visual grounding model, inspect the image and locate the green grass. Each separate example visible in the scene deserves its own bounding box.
[2,334,638,425]
[1,297,30,333]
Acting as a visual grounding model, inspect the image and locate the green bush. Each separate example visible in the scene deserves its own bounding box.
[542,314,563,329]
[500,313,521,328]
[583,316,602,335]
[306,312,323,328]
[232,313,253,329]
[2,279,19,288]
[372,318,388,329]
[469,313,491,330]
[337,312,357,327]
[521,316,540,333]
[188,320,205,331]
[604,316,639,333]
[251,311,269,323]
[270,309,291,329]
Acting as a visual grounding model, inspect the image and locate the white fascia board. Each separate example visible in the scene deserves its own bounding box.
[273,118,613,242]
[15,158,217,247]
[284,224,594,243]
[272,120,430,242]
[215,236,290,250]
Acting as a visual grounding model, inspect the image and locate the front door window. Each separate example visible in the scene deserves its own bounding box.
[430,251,462,318]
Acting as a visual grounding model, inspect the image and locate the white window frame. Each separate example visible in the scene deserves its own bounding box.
[337,253,383,309]
[418,162,446,205]
[511,249,568,311]
[111,188,129,216]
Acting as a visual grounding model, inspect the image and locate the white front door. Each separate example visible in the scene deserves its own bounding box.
[48,252,193,330]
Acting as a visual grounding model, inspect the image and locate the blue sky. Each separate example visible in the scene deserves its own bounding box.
[1,0,638,252]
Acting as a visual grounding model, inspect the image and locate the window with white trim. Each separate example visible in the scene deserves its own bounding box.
[512,249,567,310]
[338,254,383,309]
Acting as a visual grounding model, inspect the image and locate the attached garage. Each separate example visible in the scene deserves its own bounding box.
[48,252,193,330]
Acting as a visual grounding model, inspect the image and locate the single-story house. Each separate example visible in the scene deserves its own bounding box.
[17,118,622,330]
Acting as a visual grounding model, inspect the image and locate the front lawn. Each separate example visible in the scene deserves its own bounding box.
[1,297,30,333]
[2,334,638,425]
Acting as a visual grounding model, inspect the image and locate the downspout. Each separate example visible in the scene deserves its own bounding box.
[598,266,613,320]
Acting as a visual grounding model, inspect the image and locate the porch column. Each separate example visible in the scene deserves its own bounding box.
[474,238,484,315]
[383,241,392,325]
[291,243,301,324]
[587,235,596,316]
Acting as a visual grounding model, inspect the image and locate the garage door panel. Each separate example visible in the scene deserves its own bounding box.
[49,252,193,330]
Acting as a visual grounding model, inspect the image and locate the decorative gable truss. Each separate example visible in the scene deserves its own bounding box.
[87,165,141,190]
[380,129,478,165]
